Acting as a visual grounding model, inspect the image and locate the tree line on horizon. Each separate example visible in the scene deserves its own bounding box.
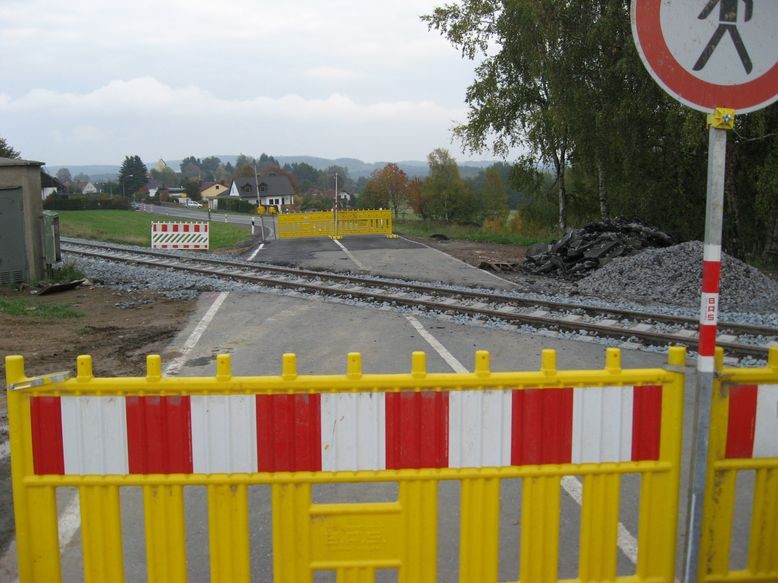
[45,148,523,222]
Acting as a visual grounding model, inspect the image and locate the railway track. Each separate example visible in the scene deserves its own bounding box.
[62,239,777,360]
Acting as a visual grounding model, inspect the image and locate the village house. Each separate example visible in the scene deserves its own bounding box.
[227,174,295,210]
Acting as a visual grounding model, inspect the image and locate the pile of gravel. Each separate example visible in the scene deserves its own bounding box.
[577,241,778,313]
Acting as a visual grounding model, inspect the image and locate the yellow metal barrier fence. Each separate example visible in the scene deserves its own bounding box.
[277,211,335,238]
[7,347,685,583]
[277,209,394,239]
[698,347,778,582]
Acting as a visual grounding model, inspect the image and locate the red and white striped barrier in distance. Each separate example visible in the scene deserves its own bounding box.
[151,222,209,250]
[29,385,663,475]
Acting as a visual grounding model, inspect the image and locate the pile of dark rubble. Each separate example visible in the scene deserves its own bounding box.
[521,218,675,278]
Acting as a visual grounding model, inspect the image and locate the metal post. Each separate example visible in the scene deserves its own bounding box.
[254,162,266,242]
[254,163,261,210]
[334,171,339,239]
[682,109,732,583]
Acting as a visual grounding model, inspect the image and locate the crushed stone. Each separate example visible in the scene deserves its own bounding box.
[577,241,778,314]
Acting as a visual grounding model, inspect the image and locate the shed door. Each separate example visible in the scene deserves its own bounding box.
[0,187,27,284]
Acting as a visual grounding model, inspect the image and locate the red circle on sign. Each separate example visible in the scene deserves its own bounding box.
[632,0,778,113]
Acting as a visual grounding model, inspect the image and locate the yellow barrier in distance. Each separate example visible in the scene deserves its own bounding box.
[277,209,394,239]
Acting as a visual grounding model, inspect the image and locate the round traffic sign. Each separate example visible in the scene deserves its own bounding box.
[631,0,778,113]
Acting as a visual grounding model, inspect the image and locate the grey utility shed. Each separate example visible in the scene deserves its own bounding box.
[0,157,45,284]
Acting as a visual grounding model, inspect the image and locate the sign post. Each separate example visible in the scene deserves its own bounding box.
[631,2,777,581]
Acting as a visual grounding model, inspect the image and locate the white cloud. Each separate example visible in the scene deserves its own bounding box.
[0,0,492,164]
[0,78,468,164]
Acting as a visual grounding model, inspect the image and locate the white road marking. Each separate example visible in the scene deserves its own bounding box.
[164,291,229,376]
[332,239,366,270]
[398,235,518,286]
[404,315,467,373]
[247,243,265,261]
[405,314,640,565]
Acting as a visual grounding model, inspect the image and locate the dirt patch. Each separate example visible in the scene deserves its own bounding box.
[1,286,196,380]
[0,285,195,556]
[411,236,529,266]
[406,236,586,295]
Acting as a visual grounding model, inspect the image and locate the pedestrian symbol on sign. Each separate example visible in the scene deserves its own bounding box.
[693,0,754,74]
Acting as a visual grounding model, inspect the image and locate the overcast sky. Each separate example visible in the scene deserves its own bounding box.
[0,0,494,167]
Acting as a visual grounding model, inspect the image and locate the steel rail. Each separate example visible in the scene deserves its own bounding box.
[61,240,775,359]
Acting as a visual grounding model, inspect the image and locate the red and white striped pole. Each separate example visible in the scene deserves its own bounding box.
[698,241,722,372]
[683,108,734,583]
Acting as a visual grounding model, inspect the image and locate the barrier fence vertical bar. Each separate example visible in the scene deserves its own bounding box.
[749,468,778,574]
[683,111,733,583]
[579,473,620,580]
[520,475,562,582]
[6,355,63,583]
[141,354,188,582]
[80,485,125,583]
[208,484,250,583]
[458,477,500,582]
[400,479,438,583]
[273,483,313,583]
[144,485,188,583]
[636,346,686,581]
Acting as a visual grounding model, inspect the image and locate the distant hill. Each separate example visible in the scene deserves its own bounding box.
[43,164,122,182]
[46,155,501,181]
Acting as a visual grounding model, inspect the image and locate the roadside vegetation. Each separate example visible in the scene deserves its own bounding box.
[0,297,83,319]
[57,210,250,249]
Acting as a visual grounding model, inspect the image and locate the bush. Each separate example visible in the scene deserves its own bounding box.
[44,194,130,211]
[216,198,255,214]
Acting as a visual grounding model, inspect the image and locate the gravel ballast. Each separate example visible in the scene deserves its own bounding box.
[577,241,778,314]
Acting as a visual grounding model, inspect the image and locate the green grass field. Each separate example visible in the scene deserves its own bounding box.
[0,297,83,319]
[56,210,251,249]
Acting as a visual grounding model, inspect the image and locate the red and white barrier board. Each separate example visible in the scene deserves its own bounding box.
[725,384,778,459]
[151,222,209,250]
[29,385,663,475]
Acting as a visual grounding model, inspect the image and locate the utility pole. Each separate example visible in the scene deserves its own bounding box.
[254,163,265,242]
[334,171,339,238]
